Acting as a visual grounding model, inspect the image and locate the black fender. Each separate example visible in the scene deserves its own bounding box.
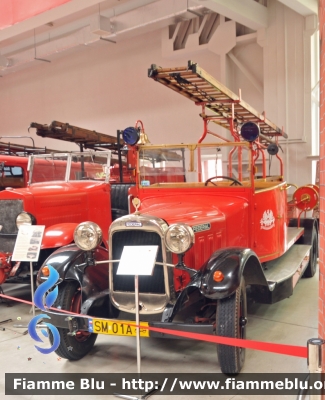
[167,247,268,321]
[37,244,113,317]
[37,244,96,282]
[198,247,268,300]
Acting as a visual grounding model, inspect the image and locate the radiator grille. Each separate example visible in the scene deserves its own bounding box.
[112,230,165,294]
[0,200,23,253]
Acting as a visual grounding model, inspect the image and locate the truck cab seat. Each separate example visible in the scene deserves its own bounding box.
[110,183,135,221]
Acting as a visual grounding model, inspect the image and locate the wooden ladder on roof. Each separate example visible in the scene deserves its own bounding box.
[0,141,60,156]
[30,121,123,151]
[148,60,288,144]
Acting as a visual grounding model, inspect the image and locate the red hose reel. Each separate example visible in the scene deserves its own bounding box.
[292,184,319,211]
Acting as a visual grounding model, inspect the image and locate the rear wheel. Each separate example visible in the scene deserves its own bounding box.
[52,281,97,360]
[303,226,318,278]
[216,278,247,374]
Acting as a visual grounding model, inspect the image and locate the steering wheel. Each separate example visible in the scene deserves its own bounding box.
[204,175,243,186]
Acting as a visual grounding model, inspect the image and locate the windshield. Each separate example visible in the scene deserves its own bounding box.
[139,142,266,188]
[29,151,111,184]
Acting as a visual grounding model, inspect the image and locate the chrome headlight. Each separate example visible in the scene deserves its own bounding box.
[74,221,102,251]
[16,212,36,228]
[164,224,194,254]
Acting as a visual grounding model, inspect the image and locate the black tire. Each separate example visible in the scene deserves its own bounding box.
[303,226,318,278]
[216,278,247,374]
[51,281,97,360]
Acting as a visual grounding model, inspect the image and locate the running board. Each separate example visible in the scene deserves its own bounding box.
[286,227,304,249]
[264,244,310,286]
[250,244,311,304]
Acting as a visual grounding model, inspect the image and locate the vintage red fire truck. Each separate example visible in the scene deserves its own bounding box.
[0,140,62,191]
[38,62,318,374]
[0,122,134,284]
[0,155,28,191]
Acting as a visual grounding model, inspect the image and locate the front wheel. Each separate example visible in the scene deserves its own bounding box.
[51,281,97,360]
[216,278,247,374]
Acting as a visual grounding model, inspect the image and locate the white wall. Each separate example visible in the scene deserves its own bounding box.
[0,30,219,151]
[227,42,264,111]
[262,0,316,185]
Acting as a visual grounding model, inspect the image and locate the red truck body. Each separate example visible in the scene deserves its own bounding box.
[0,155,28,190]
[0,140,63,190]
[0,122,138,285]
[0,147,134,284]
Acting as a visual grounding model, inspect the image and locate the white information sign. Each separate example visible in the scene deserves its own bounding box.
[117,245,158,276]
[12,225,45,262]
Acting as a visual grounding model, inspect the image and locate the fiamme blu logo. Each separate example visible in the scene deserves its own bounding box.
[28,265,60,354]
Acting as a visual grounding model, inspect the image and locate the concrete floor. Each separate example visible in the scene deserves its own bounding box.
[0,270,318,400]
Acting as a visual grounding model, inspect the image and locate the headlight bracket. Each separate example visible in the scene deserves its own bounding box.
[175,253,196,277]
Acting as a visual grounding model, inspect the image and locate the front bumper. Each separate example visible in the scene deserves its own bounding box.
[44,310,214,339]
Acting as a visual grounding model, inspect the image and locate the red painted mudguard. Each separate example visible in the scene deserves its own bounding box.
[41,223,78,249]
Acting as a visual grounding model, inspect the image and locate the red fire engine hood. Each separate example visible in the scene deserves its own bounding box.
[139,194,248,226]
[0,181,106,202]
[0,186,33,200]
[0,181,109,226]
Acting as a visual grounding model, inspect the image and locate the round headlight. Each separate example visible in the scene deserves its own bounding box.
[16,212,36,228]
[74,222,102,251]
[164,224,195,254]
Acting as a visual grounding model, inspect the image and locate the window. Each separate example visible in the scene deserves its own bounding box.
[0,166,24,189]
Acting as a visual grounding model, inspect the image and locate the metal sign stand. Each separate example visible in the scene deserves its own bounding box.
[114,246,159,400]
[29,261,35,316]
[134,275,141,374]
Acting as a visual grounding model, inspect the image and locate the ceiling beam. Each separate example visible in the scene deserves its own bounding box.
[0,0,205,76]
[192,0,268,30]
[228,51,263,94]
[277,0,318,16]
[0,0,161,43]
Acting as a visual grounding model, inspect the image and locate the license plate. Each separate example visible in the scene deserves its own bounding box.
[88,319,150,337]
